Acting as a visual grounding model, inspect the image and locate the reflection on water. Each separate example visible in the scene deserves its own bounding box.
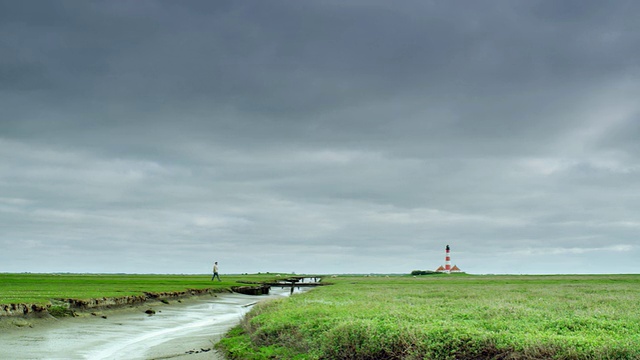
[0,287,305,360]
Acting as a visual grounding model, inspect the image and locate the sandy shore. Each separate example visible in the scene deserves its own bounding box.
[0,288,299,359]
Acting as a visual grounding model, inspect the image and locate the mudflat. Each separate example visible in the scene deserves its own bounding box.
[0,288,296,360]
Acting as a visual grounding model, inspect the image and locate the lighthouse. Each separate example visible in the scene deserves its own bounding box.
[435,245,462,273]
[445,245,451,273]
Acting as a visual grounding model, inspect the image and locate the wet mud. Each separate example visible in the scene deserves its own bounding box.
[0,288,301,360]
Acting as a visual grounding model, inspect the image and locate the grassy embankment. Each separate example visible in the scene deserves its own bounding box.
[218,274,640,360]
[0,273,282,307]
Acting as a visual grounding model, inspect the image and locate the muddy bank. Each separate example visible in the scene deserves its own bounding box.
[0,286,267,317]
[1,303,50,317]
[0,290,228,332]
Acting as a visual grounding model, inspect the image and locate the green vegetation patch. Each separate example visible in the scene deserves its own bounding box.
[0,273,287,306]
[217,274,640,359]
[47,305,75,318]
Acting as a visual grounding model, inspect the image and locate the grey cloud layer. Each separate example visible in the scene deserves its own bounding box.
[1,1,639,274]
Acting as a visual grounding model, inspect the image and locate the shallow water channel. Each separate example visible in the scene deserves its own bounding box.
[0,287,305,360]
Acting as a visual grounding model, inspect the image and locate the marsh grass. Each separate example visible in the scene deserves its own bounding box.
[0,273,284,305]
[47,305,75,317]
[218,274,640,359]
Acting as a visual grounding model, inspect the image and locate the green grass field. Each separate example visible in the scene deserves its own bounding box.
[218,274,640,360]
[0,273,281,305]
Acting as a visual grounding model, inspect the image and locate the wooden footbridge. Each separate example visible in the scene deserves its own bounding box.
[232,276,325,295]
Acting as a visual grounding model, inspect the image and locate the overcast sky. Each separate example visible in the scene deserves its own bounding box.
[1,1,639,275]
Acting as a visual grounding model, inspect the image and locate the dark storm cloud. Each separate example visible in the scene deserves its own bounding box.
[1,0,639,274]
[4,1,638,142]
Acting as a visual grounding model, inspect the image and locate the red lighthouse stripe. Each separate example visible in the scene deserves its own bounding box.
[445,245,451,272]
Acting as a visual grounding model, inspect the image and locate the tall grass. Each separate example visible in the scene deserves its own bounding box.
[218,275,640,359]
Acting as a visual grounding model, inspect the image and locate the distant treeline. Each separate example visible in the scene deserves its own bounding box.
[411,270,438,275]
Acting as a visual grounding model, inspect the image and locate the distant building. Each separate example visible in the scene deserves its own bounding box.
[435,265,462,273]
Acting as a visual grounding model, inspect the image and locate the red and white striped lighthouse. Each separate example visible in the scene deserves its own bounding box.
[436,245,462,273]
[445,245,451,273]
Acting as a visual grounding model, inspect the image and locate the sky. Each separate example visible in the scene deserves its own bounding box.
[1,1,639,275]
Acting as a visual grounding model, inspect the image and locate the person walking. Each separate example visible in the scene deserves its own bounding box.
[211,261,221,281]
